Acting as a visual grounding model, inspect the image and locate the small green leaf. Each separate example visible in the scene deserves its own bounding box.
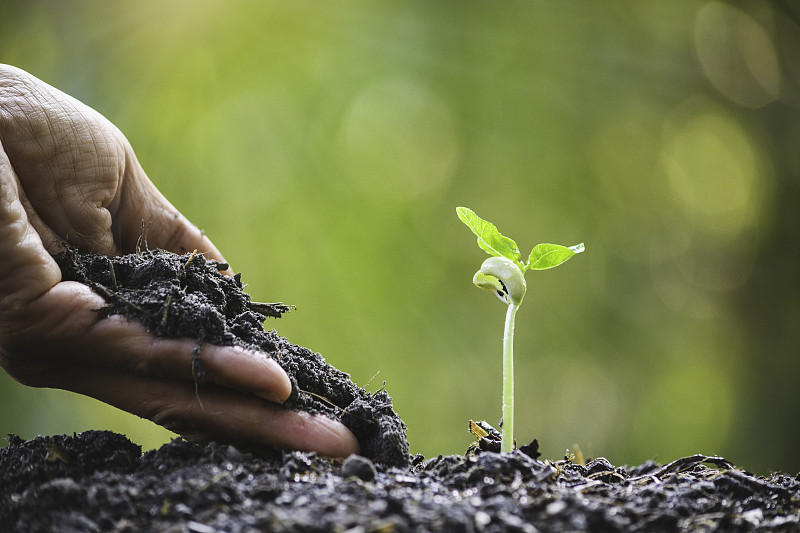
[456,207,521,263]
[525,242,585,271]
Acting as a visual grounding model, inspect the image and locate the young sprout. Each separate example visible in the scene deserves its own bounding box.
[457,206,584,453]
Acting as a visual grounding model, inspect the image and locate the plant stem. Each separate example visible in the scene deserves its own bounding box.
[501,302,519,452]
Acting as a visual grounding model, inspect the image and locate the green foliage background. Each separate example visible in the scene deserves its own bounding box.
[2,1,799,474]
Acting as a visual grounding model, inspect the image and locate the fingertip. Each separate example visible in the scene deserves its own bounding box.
[258,357,292,404]
[336,428,361,458]
[267,410,359,458]
[301,413,360,459]
[192,343,292,405]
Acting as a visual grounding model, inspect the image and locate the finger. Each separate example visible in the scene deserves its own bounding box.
[185,409,361,459]
[60,367,359,458]
[0,139,61,305]
[77,314,291,404]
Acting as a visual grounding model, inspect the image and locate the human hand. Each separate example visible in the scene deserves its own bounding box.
[0,64,358,457]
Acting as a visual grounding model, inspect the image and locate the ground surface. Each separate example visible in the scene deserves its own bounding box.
[1,248,798,532]
[1,430,798,532]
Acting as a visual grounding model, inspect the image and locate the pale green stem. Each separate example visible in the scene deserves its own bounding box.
[501,302,519,453]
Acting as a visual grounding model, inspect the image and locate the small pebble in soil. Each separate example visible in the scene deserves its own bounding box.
[341,454,377,482]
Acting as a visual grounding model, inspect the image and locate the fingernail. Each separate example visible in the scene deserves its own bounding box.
[311,415,360,458]
[259,359,292,404]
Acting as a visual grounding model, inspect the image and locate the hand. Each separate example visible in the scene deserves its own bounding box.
[0,65,358,457]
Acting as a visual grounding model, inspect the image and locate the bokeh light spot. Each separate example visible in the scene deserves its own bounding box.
[695,2,780,108]
[661,108,764,240]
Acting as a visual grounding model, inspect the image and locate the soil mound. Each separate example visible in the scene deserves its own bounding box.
[2,431,798,532]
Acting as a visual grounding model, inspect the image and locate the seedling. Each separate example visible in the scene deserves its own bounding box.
[457,206,584,453]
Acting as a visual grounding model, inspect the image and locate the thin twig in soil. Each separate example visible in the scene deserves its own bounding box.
[90,282,149,315]
[108,257,118,291]
[160,295,172,327]
[296,388,344,411]
[192,343,206,411]
[183,249,199,268]
[295,388,370,423]
[136,220,152,255]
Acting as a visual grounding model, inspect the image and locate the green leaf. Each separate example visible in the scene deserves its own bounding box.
[456,207,521,263]
[525,242,585,271]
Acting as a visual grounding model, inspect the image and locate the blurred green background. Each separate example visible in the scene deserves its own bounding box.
[2,0,799,474]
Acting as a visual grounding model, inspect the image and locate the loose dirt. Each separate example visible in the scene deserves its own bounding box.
[2,431,798,532]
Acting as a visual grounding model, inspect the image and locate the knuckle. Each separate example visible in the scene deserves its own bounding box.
[145,397,201,435]
[131,356,154,377]
[130,337,168,378]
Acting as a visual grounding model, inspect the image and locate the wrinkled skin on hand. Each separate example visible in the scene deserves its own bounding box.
[0,65,357,457]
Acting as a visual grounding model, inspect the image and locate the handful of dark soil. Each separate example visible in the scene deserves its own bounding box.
[52,247,410,468]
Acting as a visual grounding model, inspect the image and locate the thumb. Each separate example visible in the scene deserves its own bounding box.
[0,139,60,307]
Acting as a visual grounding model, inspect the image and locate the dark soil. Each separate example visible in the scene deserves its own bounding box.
[1,248,798,532]
[2,431,798,532]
